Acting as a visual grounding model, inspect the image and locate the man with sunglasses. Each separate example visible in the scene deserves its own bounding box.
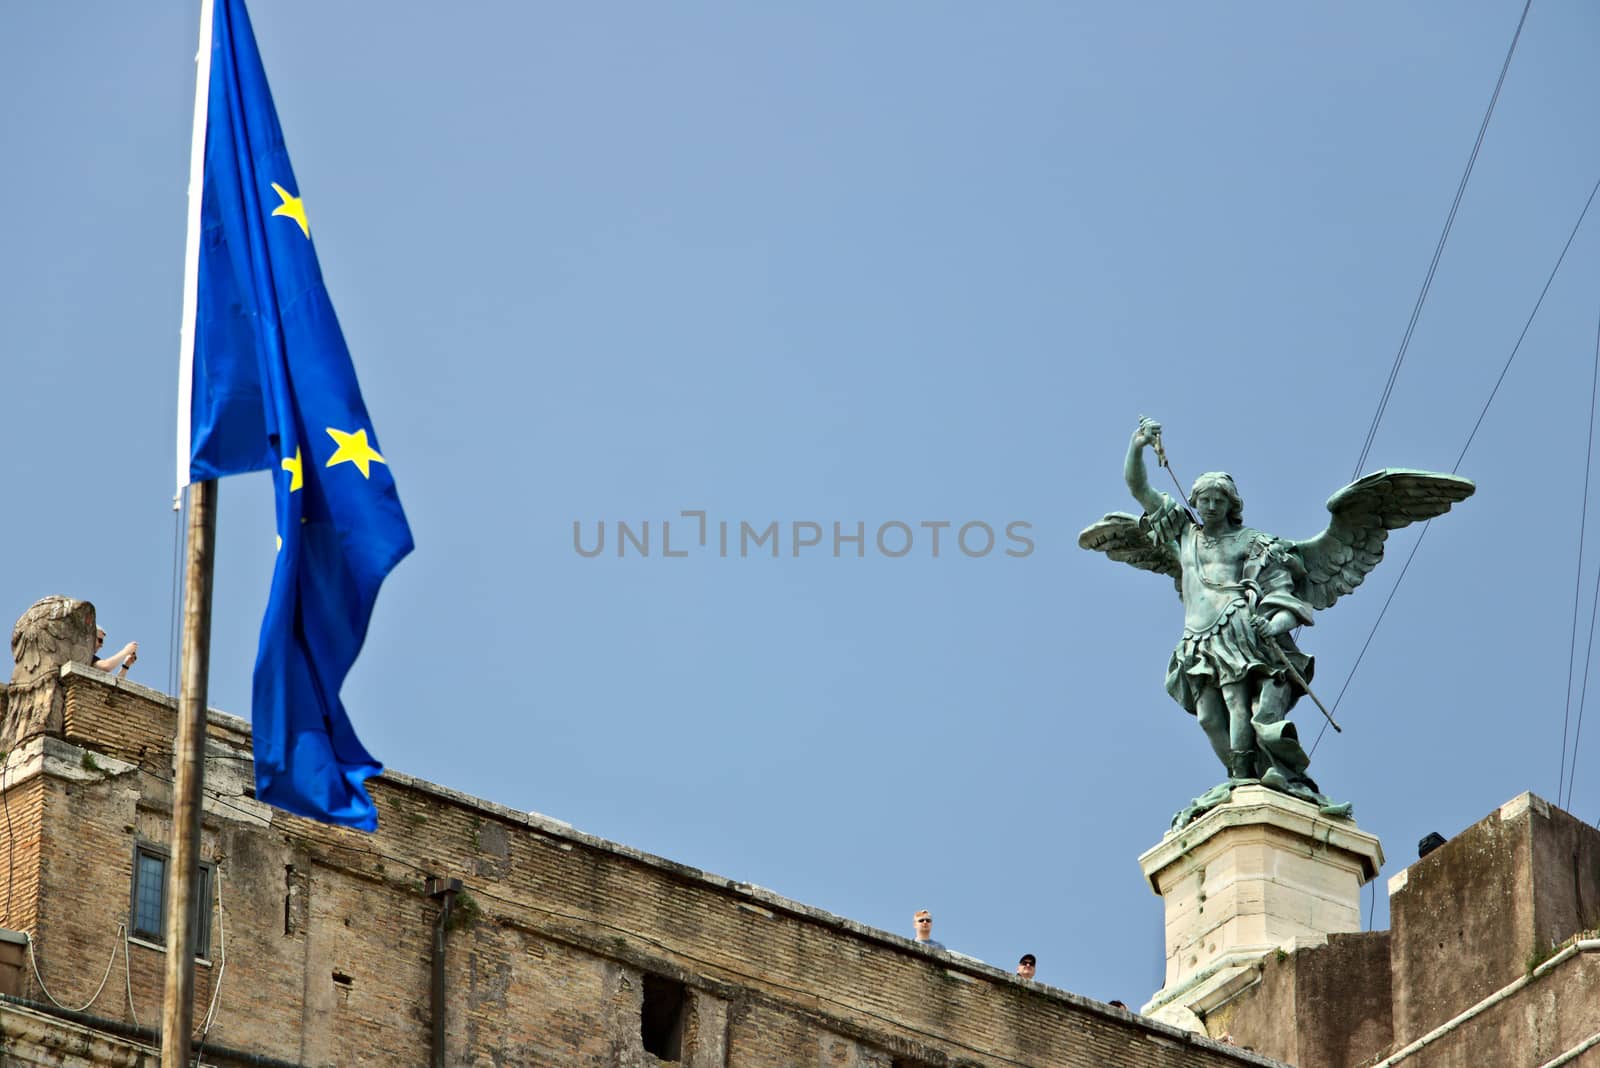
[911,909,944,950]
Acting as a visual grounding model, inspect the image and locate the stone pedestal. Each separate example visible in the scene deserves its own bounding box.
[1137,785,1383,1033]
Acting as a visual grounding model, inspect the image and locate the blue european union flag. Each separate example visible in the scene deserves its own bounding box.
[183,0,412,830]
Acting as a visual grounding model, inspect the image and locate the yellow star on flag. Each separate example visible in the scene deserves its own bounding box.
[325,427,386,479]
[281,448,304,492]
[270,181,310,239]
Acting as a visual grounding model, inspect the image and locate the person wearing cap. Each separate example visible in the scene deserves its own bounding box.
[911,909,944,950]
[1016,953,1036,980]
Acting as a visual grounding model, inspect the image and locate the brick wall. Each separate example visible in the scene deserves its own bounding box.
[0,666,1280,1068]
[0,770,43,938]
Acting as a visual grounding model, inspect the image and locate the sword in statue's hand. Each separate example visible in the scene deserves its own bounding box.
[1140,415,1204,528]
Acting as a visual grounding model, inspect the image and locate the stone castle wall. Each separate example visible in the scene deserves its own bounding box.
[1207,792,1600,1068]
[0,664,1276,1068]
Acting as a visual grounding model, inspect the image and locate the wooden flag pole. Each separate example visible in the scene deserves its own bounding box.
[165,3,218,1063]
[162,480,217,1067]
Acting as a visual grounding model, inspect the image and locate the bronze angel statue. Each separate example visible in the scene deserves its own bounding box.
[1080,417,1474,825]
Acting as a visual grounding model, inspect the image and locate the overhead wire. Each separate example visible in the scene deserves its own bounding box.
[1564,305,1600,812]
[1349,0,1535,481]
[1559,303,1600,806]
[1566,551,1600,814]
[1312,172,1600,757]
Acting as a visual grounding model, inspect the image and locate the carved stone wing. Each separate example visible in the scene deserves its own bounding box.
[1291,469,1475,612]
[1078,512,1182,594]
[10,595,94,687]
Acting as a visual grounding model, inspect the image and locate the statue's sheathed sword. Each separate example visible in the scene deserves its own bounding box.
[1263,640,1343,733]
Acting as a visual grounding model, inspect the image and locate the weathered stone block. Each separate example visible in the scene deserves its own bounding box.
[1138,785,1382,1031]
[1387,791,1600,1047]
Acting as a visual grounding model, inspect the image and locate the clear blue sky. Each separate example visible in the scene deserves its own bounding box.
[5,1,1600,1006]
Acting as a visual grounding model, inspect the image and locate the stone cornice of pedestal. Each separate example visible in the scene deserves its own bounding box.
[1143,952,1267,1020]
[1138,785,1385,892]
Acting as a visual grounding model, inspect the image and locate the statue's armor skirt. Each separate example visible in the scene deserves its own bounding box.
[1165,599,1313,715]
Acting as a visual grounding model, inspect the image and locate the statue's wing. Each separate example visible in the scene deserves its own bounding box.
[9,595,88,685]
[1291,469,1475,611]
[1078,512,1182,594]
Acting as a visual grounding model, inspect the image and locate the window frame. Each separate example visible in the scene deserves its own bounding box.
[128,842,214,959]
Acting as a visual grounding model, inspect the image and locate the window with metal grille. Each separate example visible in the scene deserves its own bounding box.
[129,844,214,959]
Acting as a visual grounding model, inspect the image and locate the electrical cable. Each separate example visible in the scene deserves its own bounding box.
[193,863,227,1067]
[1452,176,1600,472]
[169,488,185,702]
[1350,0,1535,481]
[123,923,140,1030]
[1312,172,1600,757]
[0,733,221,1044]
[1560,303,1600,808]
[1565,545,1600,813]
[27,925,123,1014]
[1,752,13,927]
[1,729,54,926]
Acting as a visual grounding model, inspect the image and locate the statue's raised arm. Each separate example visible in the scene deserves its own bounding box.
[1077,416,1192,594]
[1080,415,1186,594]
[1125,416,1166,515]
[1079,416,1475,828]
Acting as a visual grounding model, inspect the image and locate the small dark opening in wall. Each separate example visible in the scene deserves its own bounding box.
[332,970,353,987]
[640,973,686,1061]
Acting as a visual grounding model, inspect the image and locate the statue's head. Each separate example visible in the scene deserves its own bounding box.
[1188,471,1243,527]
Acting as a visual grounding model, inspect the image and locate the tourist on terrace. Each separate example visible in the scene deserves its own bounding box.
[911,909,944,950]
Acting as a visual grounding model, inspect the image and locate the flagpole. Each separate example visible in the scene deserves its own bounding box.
[174,0,215,504]
[163,481,217,1067]
[165,3,217,1066]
